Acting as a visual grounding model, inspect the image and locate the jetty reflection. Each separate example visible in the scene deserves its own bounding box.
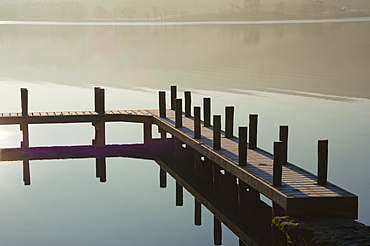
[0,142,285,245]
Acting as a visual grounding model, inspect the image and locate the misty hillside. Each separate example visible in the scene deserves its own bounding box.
[0,0,369,21]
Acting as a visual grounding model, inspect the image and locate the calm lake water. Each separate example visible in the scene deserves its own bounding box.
[0,19,369,245]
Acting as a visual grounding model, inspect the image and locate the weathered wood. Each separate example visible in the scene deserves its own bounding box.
[249,114,258,149]
[175,98,182,128]
[184,91,191,117]
[203,97,211,127]
[214,216,222,246]
[171,85,177,110]
[273,141,283,187]
[238,126,248,166]
[21,123,29,148]
[318,139,329,185]
[213,115,221,150]
[144,122,152,144]
[176,181,183,206]
[21,88,28,116]
[195,199,202,226]
[194,106,201,139]
[158,91,166,118]
[225,106,234,138]
[94,87,100,113]
[98,88,105,114]
[279,125,288,165]
[151,111,358,219]
[93,121,105,147]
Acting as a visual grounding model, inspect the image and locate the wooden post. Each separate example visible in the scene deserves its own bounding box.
[214,216,222,246]
[176,181,183,206]
[249,114,258,149]
[194,106,201,139]
[21,88,28,116]
[21,124,29,148]
[94,87,100,113]
[203,97,211,127]
[238,126,248,166]
[159,91,166,118]
[144,122,152,144]
[273,141,283,187]
[23,160,31,185]
[225,106,234,138]
[160,128,167,141]
[194,199,201,226]
[171,85,177,110]
[94,87,105,114]
[184,91,191,117]
[93,121,106,147]
[175,98,182,128]
[20,88,29,148]
[98,88,105,114]
[213,115,221,150]
[160,168,167,188]
[279,125,288,165]
[318,139,329,185]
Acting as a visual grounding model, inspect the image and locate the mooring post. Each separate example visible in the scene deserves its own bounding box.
[238,126,248,166]
[249,114,258,149]
[195,199,202,226]
[318,139,329,185]
[184,91,191,117]
[213,115,221,150]
[194,106,201,139]
[94,87,100,113]
[20,88,29,148]
[23,160,31,186]
[93,87,106,146]
[143,121,152,144]
[21,88,28,116]
[214,216,222,246]
[95,88,105,114]
[279,125,289,165]
[175,98,182,128]
[176,181,183,206]
[203,97,211,127]
[158,91,166,118]
[159,167,167,188]
[273,141,283,187]
[225,106,234,138]
[171,85,177,110]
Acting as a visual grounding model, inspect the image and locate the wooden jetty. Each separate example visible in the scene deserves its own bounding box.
[0,86,358,219]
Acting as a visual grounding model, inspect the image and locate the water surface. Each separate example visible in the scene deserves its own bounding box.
[0,20,369,245]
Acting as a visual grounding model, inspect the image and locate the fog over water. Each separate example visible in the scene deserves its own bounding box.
[0,18,369,245]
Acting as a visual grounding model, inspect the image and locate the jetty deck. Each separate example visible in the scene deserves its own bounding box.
[0,86,358,219]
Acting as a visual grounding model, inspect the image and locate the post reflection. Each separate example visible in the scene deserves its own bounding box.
[156,137,287,246]
[12,138,287,245]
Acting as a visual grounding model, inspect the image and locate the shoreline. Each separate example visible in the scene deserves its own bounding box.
[1,11,370,25]
[1,16,370,26]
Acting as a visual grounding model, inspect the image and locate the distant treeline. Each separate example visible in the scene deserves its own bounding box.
[0,0,369,21]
